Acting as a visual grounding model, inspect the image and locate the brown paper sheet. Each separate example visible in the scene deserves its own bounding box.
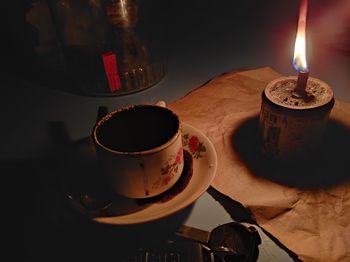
[169,67,350,262]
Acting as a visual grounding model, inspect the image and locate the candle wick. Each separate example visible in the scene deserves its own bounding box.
[294,71,313,101]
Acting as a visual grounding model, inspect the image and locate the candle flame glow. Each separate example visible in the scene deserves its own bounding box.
[293,0,308,73]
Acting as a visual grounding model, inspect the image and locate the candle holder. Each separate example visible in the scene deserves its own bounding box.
[259,76,334,161]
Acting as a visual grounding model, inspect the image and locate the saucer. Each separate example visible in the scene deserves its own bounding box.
[64,122,217,225]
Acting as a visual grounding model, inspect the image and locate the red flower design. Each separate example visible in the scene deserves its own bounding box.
[157,147,183,188]
[163,176,172,185]
[189,136,199,154]
[175,148,183,164]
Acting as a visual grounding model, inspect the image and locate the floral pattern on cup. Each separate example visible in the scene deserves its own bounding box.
[182,134,206,159]
[152,147,183,189]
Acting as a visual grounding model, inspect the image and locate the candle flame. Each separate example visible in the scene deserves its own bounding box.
[120,0,127,20]
[293,0,308,73]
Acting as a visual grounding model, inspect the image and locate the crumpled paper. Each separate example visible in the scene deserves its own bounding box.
[169,67,350,262]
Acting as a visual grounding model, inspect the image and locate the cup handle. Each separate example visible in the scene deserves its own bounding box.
[155,100,167,108]
[96,106,109,123]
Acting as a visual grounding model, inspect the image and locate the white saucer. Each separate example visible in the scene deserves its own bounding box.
[65,122,217,225]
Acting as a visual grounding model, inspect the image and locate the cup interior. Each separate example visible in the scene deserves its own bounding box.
[94,105,180,153]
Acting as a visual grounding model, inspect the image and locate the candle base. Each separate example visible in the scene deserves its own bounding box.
[260,76,334,161]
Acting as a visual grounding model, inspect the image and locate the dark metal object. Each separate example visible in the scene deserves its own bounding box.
[176,222,261,262]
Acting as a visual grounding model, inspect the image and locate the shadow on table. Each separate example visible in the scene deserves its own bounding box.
[207,187,301,262]
[2,121,193,262]
[230,115,350,189]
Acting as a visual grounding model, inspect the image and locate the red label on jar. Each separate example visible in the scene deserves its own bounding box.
[102,52,121,92]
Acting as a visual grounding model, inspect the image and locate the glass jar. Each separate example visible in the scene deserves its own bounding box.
[47,0,167,96]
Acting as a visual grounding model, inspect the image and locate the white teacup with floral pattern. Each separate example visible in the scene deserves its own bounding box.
[92,104,184,198]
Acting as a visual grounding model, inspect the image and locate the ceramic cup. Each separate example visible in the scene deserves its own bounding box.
[92,104,184,198]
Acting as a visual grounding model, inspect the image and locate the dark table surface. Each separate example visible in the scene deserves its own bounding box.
[2,0,349,261]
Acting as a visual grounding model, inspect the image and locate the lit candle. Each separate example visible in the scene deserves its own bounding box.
[259,0,335,161]
[293,0,309,98]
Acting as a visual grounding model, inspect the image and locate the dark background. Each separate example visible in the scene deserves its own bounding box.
[1,1,349,261]
[2,0,347,99]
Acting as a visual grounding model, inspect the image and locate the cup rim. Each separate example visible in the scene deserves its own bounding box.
[92,104,182,156]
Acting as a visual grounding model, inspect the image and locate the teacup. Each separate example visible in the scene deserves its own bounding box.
[92,104,184,198]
